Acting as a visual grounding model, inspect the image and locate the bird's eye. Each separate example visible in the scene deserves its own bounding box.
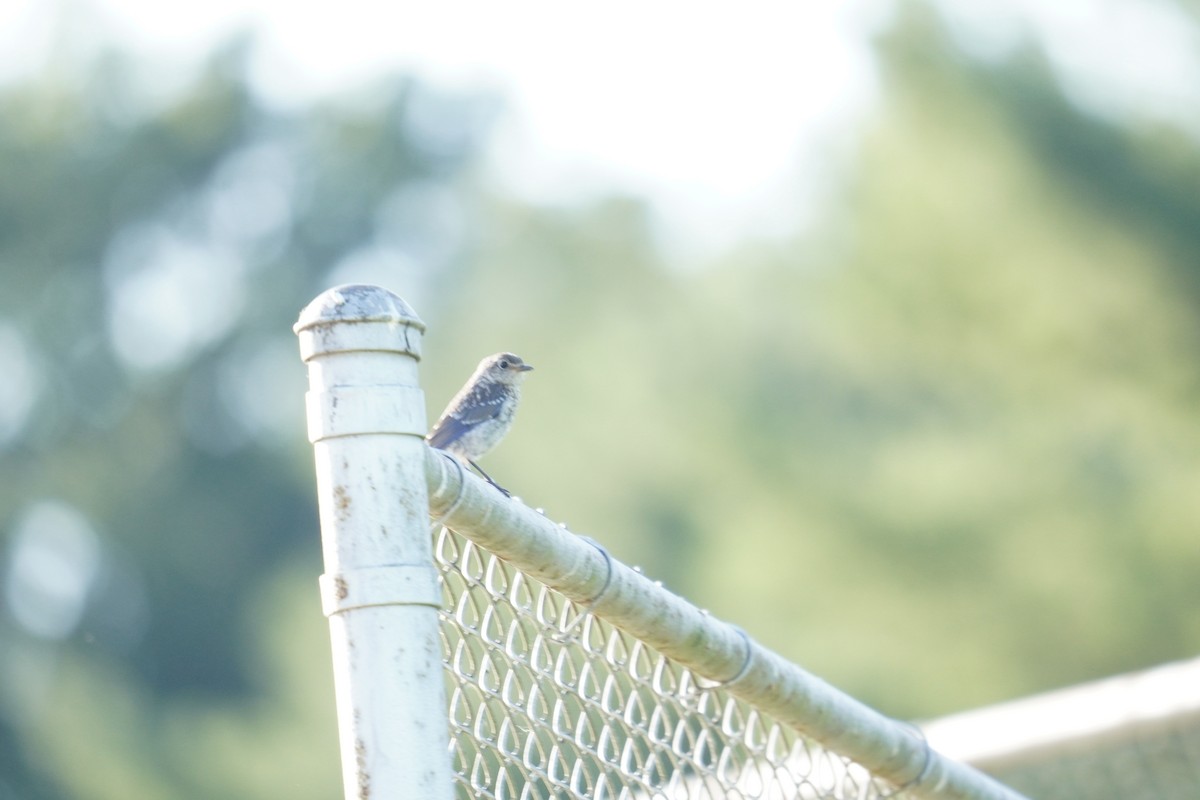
[498,359,510,369]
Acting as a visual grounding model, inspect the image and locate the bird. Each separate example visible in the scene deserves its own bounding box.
[427,352,534,496]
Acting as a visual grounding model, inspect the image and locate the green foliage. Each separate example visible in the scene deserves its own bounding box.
[16,563,337,800]
[3,4,1200,797]
[0,40,487,799]
[447,4,1200,715]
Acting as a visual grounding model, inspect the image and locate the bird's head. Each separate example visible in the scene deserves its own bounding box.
[479,352,534,385]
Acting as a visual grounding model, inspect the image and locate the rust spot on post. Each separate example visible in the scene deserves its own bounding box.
[335,575,349,600]
[355,737,370,799]
[333,485,351,521]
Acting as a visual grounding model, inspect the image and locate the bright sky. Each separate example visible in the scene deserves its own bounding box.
[2,0,1199,255]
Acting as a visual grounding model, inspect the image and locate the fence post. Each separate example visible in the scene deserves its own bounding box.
[295,284,453,800]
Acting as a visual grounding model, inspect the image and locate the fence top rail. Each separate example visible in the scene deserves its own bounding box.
[424,446,1029,800]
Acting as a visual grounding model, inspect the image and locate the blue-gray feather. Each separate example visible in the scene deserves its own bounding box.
[427,381,513,450]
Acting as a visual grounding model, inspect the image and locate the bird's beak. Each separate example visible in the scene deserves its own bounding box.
[519,364,534,372]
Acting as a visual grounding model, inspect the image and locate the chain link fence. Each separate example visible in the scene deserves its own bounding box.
[435,524,901,800]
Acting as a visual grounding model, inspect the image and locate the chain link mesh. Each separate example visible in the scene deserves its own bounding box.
[434,525,916,800]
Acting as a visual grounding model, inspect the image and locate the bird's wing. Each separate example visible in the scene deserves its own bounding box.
[426,381,510,449]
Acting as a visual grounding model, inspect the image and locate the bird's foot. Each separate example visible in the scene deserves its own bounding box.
[469,460,512,497]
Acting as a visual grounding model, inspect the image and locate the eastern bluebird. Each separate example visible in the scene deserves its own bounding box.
[427,352,534,495]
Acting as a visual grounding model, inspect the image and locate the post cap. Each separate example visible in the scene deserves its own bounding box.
[294,284,426,335]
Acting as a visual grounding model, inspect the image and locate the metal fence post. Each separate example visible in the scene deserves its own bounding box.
[295,284,453,800]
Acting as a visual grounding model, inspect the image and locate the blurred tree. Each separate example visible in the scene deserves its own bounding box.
[3,1,1200,798]
[0,38,493,799]
[453,2,1200,715]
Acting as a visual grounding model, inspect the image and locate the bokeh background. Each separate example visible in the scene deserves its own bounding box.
[3,1,1200,797]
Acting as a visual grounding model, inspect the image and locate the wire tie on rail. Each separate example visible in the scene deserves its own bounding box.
[550,536,614,644]
[709,625,754,688]
[431,451,469,524]
[882,722,934,797]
